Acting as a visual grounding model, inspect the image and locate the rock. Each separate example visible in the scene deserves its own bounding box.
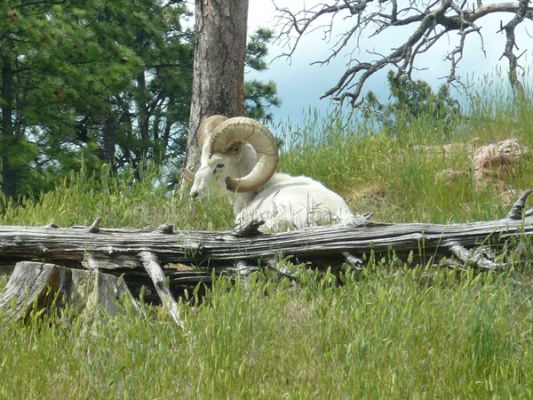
[418,138,527,202]
[473,138,528,187]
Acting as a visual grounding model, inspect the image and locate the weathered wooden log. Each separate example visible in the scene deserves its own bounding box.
[1,191,532,325]
[0,218,529,272]
[0,262,137,321]
[0,214,531,272]
[0,192,531,282]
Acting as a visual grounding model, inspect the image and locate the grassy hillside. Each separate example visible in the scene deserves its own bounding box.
[0,96,532,399]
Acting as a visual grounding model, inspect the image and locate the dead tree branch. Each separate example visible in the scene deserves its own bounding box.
[140,251,184,329]
[274,0,533,105]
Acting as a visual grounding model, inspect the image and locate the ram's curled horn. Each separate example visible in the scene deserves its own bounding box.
[198,115,227,150]
[208,117,279,193]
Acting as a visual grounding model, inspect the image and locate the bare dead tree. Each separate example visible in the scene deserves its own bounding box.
[274,0,533,105]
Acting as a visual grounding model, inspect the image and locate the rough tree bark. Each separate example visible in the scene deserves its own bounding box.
[184,0,249,172]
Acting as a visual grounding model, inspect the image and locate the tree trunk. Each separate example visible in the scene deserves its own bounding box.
[136,71,150,162]
[0,192,532,320]
[0,262,137,322]
[1,59,17,198]
[102,107,118,172]
[184,0,249,171]
[2,194,532,324]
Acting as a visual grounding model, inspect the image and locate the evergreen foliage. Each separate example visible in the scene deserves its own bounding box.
[244,79,281,123]
[0,3,279,198]
[362,71,461,136]
[245,28,274,71]
[0,0,191,196]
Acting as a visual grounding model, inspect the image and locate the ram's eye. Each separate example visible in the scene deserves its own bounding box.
[213,163,225,174]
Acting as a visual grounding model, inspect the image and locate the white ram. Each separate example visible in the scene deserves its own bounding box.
[186,116,355,232]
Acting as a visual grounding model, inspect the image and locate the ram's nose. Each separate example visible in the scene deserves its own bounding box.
[190,191,199,199]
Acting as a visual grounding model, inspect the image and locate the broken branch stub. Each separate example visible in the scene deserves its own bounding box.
[139,251,184,329]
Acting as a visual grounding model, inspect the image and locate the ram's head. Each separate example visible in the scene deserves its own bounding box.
[185,116,279,199]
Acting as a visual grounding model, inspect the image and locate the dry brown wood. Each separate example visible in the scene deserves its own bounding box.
[184,0,249,173]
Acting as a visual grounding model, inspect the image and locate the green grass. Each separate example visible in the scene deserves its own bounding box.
[1,93,533,399]
[0,165,234,231]
[280,100,533,223]
[0,270,531,399]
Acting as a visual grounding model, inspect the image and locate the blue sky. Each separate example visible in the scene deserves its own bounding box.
[246,0,533,125]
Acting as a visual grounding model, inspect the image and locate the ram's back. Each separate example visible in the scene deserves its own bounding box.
[236,173,354,232]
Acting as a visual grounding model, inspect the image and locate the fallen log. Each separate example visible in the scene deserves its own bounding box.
[0,191,532,272]
[0,190,532,321]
